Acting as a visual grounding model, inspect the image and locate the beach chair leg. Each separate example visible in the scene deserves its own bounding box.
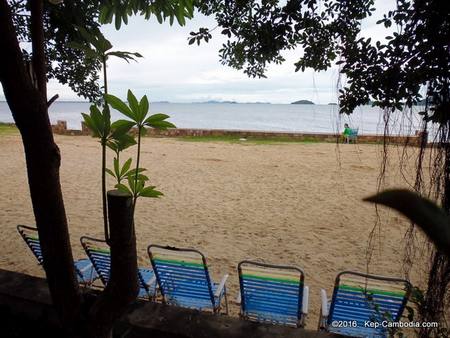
[224,286,229,315]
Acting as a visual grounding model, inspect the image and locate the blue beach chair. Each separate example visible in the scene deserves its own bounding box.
[345,128,359,143]
[319,271,411,337]
[148,244,229,314]
[81,236,157,299]
[237,260,309,327]
[17,225,98,285]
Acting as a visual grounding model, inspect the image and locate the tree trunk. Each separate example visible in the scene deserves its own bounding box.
[0,0,81,333]
[88,190,139,338]
[419,138,450,337]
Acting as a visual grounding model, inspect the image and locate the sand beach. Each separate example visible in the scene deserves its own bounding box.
[0,133,428,325]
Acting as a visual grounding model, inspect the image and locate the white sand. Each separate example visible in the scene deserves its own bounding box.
[0,134,428,325]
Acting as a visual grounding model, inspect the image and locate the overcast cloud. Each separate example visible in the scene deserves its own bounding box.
[2,0,395,104]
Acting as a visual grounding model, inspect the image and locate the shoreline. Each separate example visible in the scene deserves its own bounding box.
[0,121,426,145]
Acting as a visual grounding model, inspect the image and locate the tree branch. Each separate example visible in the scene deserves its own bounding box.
[30,0,47,100]
[47,94,59,107]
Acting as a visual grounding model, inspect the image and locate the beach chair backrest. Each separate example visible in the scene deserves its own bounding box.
[238,260,305,327]
[328,271,410,329]
[350,128,358,136]
[80,236,111,286]
[148,244,215,309]
[17,225,43,264]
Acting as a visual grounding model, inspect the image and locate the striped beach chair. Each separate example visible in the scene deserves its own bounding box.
[148,244,229,313]
[319,271,411,337]
[80,236,157,299]
[237,260,309,327]
[17,225,98,285]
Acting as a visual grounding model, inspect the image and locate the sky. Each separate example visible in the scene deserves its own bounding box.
[1,0,395,104]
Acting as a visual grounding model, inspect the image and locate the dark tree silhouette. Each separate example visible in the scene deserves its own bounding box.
[1,1,193,337]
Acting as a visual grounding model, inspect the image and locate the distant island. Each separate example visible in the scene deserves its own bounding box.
[198,100,237,104]
[198,100,271,104]
[291,100,314,105]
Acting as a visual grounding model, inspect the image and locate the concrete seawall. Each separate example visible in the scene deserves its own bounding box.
[4,120,427,145]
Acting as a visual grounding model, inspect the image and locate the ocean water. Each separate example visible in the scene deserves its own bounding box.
[0,101,426,136]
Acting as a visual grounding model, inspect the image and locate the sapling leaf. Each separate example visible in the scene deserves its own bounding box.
[105,168,116,178]
[127,175,136,194]
[133,174,149,181]
[67,41,99,59]
[111,119,135,138]
[97,33,113,52]
[144,113,176,130]
[90,105,105,137]
[127,89,140,121]
[108,133,136,153]
[105,94,134,120]
[120,158,132,177]
[126,168,146,176]
[148,120,176,130]
[139,186,163,198]
[113,157,120,178]
[145,113,170,122]
[139,95,149,120]
[107,51,143,62]
[82,113,100,137]
[106,140,118,152]
[364,189,450,257]
[115,183,132,195]
[136,179,145,194]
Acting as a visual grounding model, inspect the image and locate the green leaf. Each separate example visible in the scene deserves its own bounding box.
[139,186,163,198]
[115,183,132,195]
[111,119,135,138]
[134,174,149,181]
[67,41,99,59]
[127,175,136,194]
[155,11,163,24]
[106,140,118,152]
[89,105,105,137]
[136,178,145,194]
[146,119,176,130]
[107,51,142,63]
[115,12,122,30]
[97,33,113,52]
[112,133,136,152]
[105,168,116,178]
[175,5,186,26]
[126,168,146,176]
[144,113,176,129]
[99,5,110,23]
[145,113,170,122]
[139,95,149,118]
[139,126,148,136]
[127,90,140,120]
[120,158,133,177]
[113,157,120,178]
[364,189,450,258]
[82,113,100,137]
[105,94,134,120]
